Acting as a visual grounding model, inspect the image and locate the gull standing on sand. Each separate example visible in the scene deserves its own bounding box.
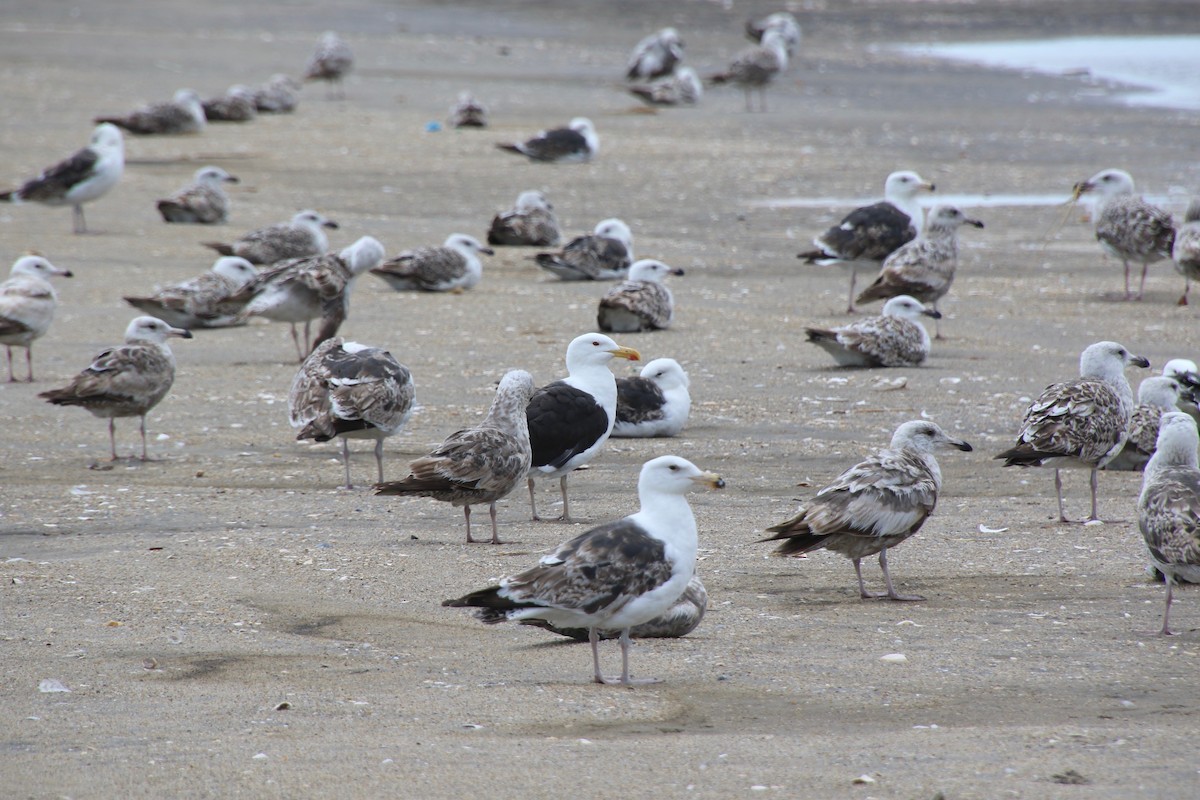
[597,258,684,333]
[526,333,641,521]
[39,316,192,461]
[628,67,703,107]
[805,295,940,368]
[626,28,684,81]
[497,118,598,163]
[289,338,415,489]
[534,218,633,281]
[204,210,338,265]
[761,421,972,601]
[0,256,73,382]
[96,89,206,135]
[444,455,724,685]
[0,123,125,234]
[1137,412,1200,635]
[370,234,493,293]
[708,28,789,112]
[375,370,536,544]
[201,85,258,122]
[156,166,238,224]
[1072,168,1175,301]
[612,357,691,438]
[123,256,257,330]
[997,341,1150,522]
[304,31,354,99]
[1104,376,1191,472]
[1172,198,1200,305]
[798,170,936,313]
[487,190,561,247]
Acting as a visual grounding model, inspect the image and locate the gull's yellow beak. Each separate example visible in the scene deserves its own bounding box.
[609,345,641,362]
[691,472,726,490]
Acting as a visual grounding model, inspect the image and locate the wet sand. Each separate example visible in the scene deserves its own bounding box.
[3,1,1200,797]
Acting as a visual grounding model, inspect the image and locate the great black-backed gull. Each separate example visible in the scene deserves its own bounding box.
[526,333,641,521]
[96,89,206,135]
[1073,169,1175,301]
[289,338,415,489]
[1104,376,1190,472]
[1138,412,1200,634]
[370,234,493,292]
[487,190,561,247]
[204,210,339,265]
[626,28,684,81]
[221,236,385,361]
[597,258,684,333]
[0,256,73,382]
[798,170,935,313]
[612,357,691,438]
[450,91,488,128]
[444,455,723,684]
[305,31,354,99]
[254,74,301,113]
[629,67,703,107]
[805,295,939,368]
[156,166,238,224]
[708,29,789,112]
[997,341,1150,522]
[124,256,256,330]
[855,205,984,338]
[39,316,192,461]
[1173,199,1200,305]
[376,369,536,544]
[202,85,258,122]
[745,12,802,57]
[0,123,125,234]
[534,218,633,281]
[497,118,598,163]
[522,573,708,640]
[762,420,972,601]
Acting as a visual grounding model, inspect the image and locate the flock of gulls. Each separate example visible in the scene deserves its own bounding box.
[3,12,1200,686]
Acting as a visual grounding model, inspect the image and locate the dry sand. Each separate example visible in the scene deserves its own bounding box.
[3,1,1200,797]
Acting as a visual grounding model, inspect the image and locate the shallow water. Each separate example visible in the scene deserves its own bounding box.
[896,36,1200,111]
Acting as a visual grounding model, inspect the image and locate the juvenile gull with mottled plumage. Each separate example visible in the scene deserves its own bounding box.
[497,118,598,163]
[745,12,802,56]
[1173,199,1200,305]
[450,91,488,128]
[487,190,561,247]
[444,455,724,685]
[124,256,256,330]
[708,29,789,112]
[805,295,939,368]
[39,316,192,461]
[1105,376,1190,472]
[202,85,258,122]
[612,357,691,438]
[628,67,703,107]
[254,74,301,113]
[156,166,238,224]
[375,369,536,544]
[0,256,73,382]
[597,259,684,333]
[305,31,354,99]
[626,28,684,81]
[534,218,633,281]
[96,89,206,135]
[204,210,338,265]
[761,421,972,601]
[370,234,492,292]
[997,341,1150,522]
[290,338,415,489]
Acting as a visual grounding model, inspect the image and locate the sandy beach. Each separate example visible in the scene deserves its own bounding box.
[3,1,1200,797]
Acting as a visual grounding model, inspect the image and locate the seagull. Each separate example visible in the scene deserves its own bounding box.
[612,357,691,438]
[597,258,684,333]
[370,234,493,292]
[450,91,488,128]
[997,341,1150,522]
[254,74,301,113]
[203,210,339,265]
[762,421,972,601]
[707,28,789,112]
[521,573,708,640]
[123,256,257,330]
[497,118,598,163]
[95,89,207,135]
[487,190,561,247]
[526,333,641,521]
[628,67,703,107]
[1072,168,1175,301]
[626,27,684,81]
[534,218,633,281]
[1163,358,1200,423]
[289,338,415,489]
[805,295,940,368]
[1104,376,1190,472]
[304,31,354,99]
[798,170,936,313]
[1172,198,1200,305]
[0,123,125,234]
[375,369,537,544]
[39,316,192,461]
[745,12,802,57]
[201,85,258,122]
[156,166,238,224]
[444,455,724,685]
[854,205,985,338]
[1138,412,1200,635]
[0,256,73,382]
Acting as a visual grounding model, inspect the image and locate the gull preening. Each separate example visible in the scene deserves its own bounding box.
[370,234,493,293]
[450,91,488,128]
[762,421,972,601]
[487,190,561,247]
[628,67,703,107]
[96,89,207,135]
[597,258,684,333]
[745,12,802,57]
[124,256,257,330]
[204,210,339,265]
[534,218,633,281]
[0,256,73,382]
[805,295,940,368]
[156,166,239,224]
[39,316,192,461]
[626,28,684,82]
[497,118,598,163]
[304,31,354,99]
[612,357,691,438]
[0,123,125,234]
[444,455,724,685]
